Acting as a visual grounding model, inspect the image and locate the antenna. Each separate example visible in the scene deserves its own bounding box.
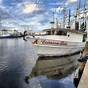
[77,0,81,19]
[84,0,86,10]
[63,7,66,28]
[56,18,58,29]
[50,9,55,28]
[75,0,81,30]
[68,9,71,29]
[78,0,81,10]
[50,10,55,35]
[84,0,86,31]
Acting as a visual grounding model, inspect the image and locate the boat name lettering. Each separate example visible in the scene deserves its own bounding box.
[33,39,67,45]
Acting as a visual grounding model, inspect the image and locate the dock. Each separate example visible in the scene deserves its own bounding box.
[78,61,88,88]
[77,42,88,88]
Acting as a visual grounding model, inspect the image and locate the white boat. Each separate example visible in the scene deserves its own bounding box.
[32,29,87,57]
[28,29,86,79]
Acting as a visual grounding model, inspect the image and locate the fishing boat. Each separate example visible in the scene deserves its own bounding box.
[32,2,87,57]
[25,0,87,80]
[25,28,87,80]
[32,28,87,57]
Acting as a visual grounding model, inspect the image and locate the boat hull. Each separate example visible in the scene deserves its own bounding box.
[33,43,85,56]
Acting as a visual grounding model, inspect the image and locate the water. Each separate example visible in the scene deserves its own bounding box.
[0,38,76,88]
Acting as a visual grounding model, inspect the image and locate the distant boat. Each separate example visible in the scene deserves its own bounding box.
[0,30,26,39]
[0,34,25,39]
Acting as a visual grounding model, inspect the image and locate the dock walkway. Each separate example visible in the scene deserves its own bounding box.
[78,42,88,88]
[78,61,88,88]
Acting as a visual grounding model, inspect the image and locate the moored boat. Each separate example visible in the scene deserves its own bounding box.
[32,29,87,57]
[27,29,86,79]
[0,30,26,39]
[0,34,25,38]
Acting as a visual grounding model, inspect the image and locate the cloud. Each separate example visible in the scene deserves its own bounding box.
[0,0,2,4]
[0,0,80,31]
[56,7,64,13]
[0,7,12,20]
[68,0,77,3]
[19,12,51,31]
[48,2,63,6]
[23,14,47,24]
[3,1,44,21]
[23,3,40,14]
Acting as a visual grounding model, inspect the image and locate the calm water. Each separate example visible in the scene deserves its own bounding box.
[0,38,76,88]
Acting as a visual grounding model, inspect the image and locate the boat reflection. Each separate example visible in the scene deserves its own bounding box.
[29,54,80,79]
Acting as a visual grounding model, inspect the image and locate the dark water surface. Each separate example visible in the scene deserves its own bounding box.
[0,38,76,88]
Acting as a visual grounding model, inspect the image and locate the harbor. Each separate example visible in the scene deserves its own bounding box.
[0,38,87,88]
[0,38,78,88]
[0,0,88,88]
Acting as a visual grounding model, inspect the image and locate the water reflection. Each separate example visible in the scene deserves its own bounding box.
[0,38,80,88]
[0,39,37,88]
[28,54,80,88]
[30,54,80,79]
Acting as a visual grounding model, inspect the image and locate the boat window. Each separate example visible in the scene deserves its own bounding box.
[57,30,67,36]
[68,34,70,37]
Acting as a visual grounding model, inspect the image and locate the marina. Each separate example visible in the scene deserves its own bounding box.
[0,30,26,38]
[0,0,88,88]
[0,38,86,88]
[0,39,76,88]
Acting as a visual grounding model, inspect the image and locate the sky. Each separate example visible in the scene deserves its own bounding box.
[0,0,88,31]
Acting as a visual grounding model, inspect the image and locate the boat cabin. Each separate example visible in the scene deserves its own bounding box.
[43,28,87,42]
